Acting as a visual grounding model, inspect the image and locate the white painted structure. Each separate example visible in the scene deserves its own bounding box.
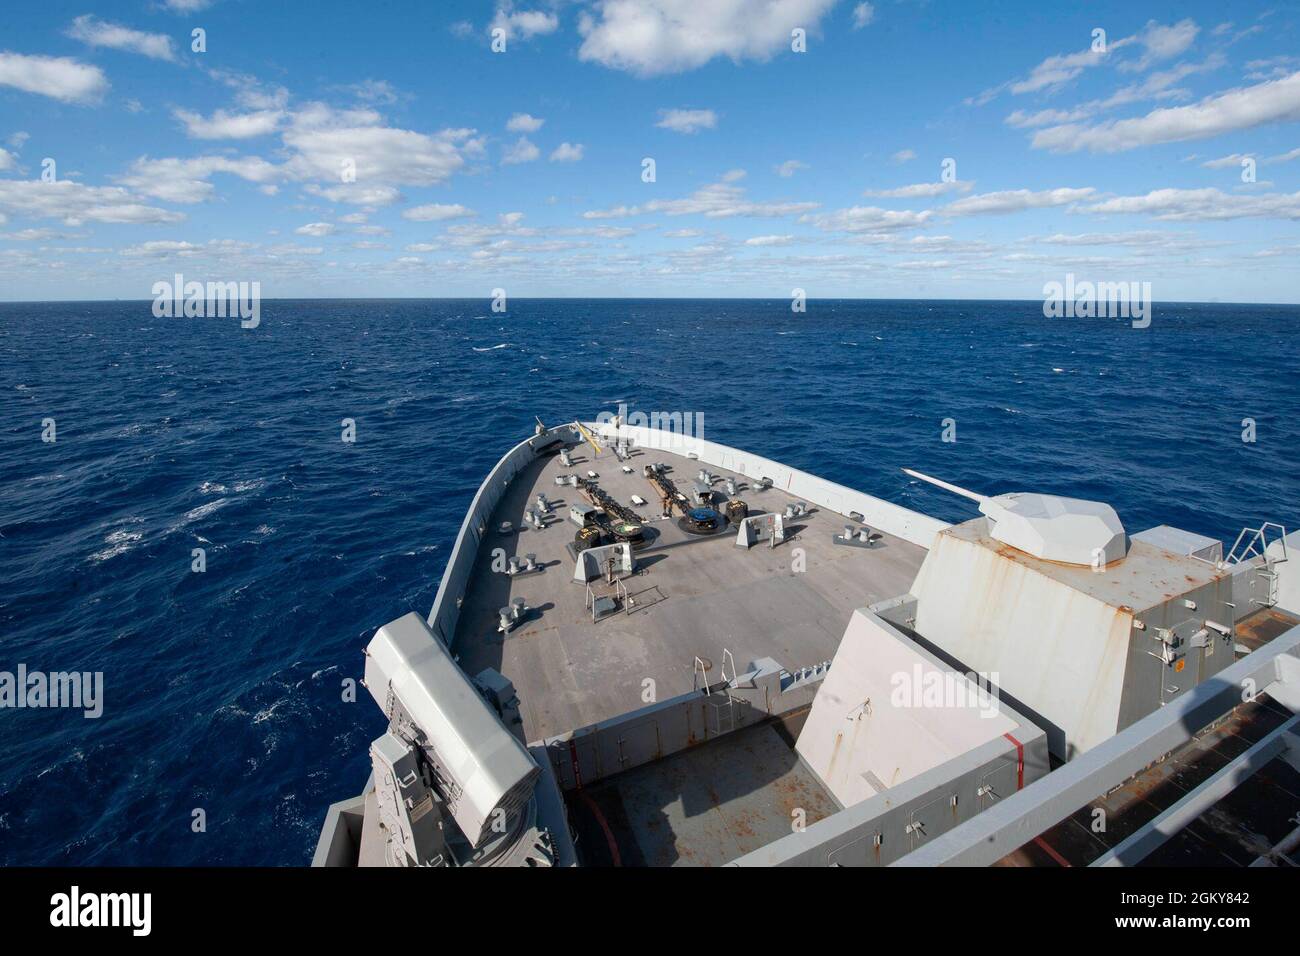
[910,518,1234,760]
[573,541,634,583]
[365,613,540,847]
[1267,531,1299,615]
[797,610,1019,807]
[903,469,1127,566]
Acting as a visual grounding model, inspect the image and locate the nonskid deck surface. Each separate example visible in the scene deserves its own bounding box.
[451,441,928,743]
[565,714,834,867]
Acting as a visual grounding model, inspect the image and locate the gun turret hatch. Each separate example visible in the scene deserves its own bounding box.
[903,469,1128,566]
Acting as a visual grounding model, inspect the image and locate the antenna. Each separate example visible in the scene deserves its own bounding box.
[901,468,988,504]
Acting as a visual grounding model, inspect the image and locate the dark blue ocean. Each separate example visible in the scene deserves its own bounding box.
[1,298,1297,865]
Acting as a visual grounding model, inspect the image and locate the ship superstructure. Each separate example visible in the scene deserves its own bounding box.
[316,420,1300,868]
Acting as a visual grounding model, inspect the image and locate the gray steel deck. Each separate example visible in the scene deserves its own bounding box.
[567,716,835,866]
[452,441,928,743]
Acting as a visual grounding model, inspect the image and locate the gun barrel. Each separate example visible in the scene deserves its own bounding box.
[901,468,988,504]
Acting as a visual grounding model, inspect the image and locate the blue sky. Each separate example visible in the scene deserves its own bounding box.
[0,0,1297,301]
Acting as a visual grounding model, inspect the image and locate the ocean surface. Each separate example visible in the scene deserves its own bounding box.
[1,298,1297,865]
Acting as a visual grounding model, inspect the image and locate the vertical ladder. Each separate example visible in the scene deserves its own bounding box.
[1226,522,1288,607]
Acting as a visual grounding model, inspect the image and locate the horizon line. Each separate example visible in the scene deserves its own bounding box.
[2,295,1298,307]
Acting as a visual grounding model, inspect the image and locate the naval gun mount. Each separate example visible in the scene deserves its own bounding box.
[361,612,562,867]
[903,468,1128,567]
[891,470,1241,761]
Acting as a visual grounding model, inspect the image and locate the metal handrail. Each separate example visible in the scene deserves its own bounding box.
[1226,522,1288,566]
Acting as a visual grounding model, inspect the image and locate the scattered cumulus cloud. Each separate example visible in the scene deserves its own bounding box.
[864,181,973,198]
[491,5,560,41]
[506,113,545,133]
[943,187,1096,216]
[549,142,584,162]
[1081,187,1300,221]
[66,15,177,62]
[116,155,281,203]
[0,52,108,103]
[578,0,837,76]
[656,108,717,134]
[174,108,283,139]
[0,179,184,225]
[1031,70,1300,152]
[502,137,541,164]
[402,203,477,222]
[281,103,481,185]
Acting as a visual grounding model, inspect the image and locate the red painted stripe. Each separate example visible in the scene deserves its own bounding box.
[578,791,622,867]
[1003,732,1024,790]
[1034,835,1072,868]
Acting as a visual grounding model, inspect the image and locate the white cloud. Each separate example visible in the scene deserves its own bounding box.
[403,203,476,221]
[0,148,14,172]
[117,155,281,203]
[891,149,916,164]
[295,222,335,237]
[973,19,1193,105]
[943,187,1096,216]
[1032,70,1300,152]
[1005,54,1226,129]
[1025,230,1212,249]
[1081,187,1300,221]
[1008,48,1110,97]
[0,227,76,241]
[282,104,479,185]
[1201,153,1253,169]
[549,142,584,162]
[864,181,973,198]
[745,234,794,246]
[502,137,541,164]
[66,15,177,62]
[0,179,184,225]
[349,79,399,105]
[584,179,819,220]
[174,108,283,139]
[802,205,931,233]
[775,160,808,178]
[7,132,29,149]
[578,0,837,76]
[506,113,544,133]
[491,6,559,41]
[303,183,402,206]
[163,0,215,12]
[852,3,875,29]
[656,108,717,134]
[0,52,108,104]
[1265,146,1300,165]
[1122,19,1199,73]
[119,240,195,257]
